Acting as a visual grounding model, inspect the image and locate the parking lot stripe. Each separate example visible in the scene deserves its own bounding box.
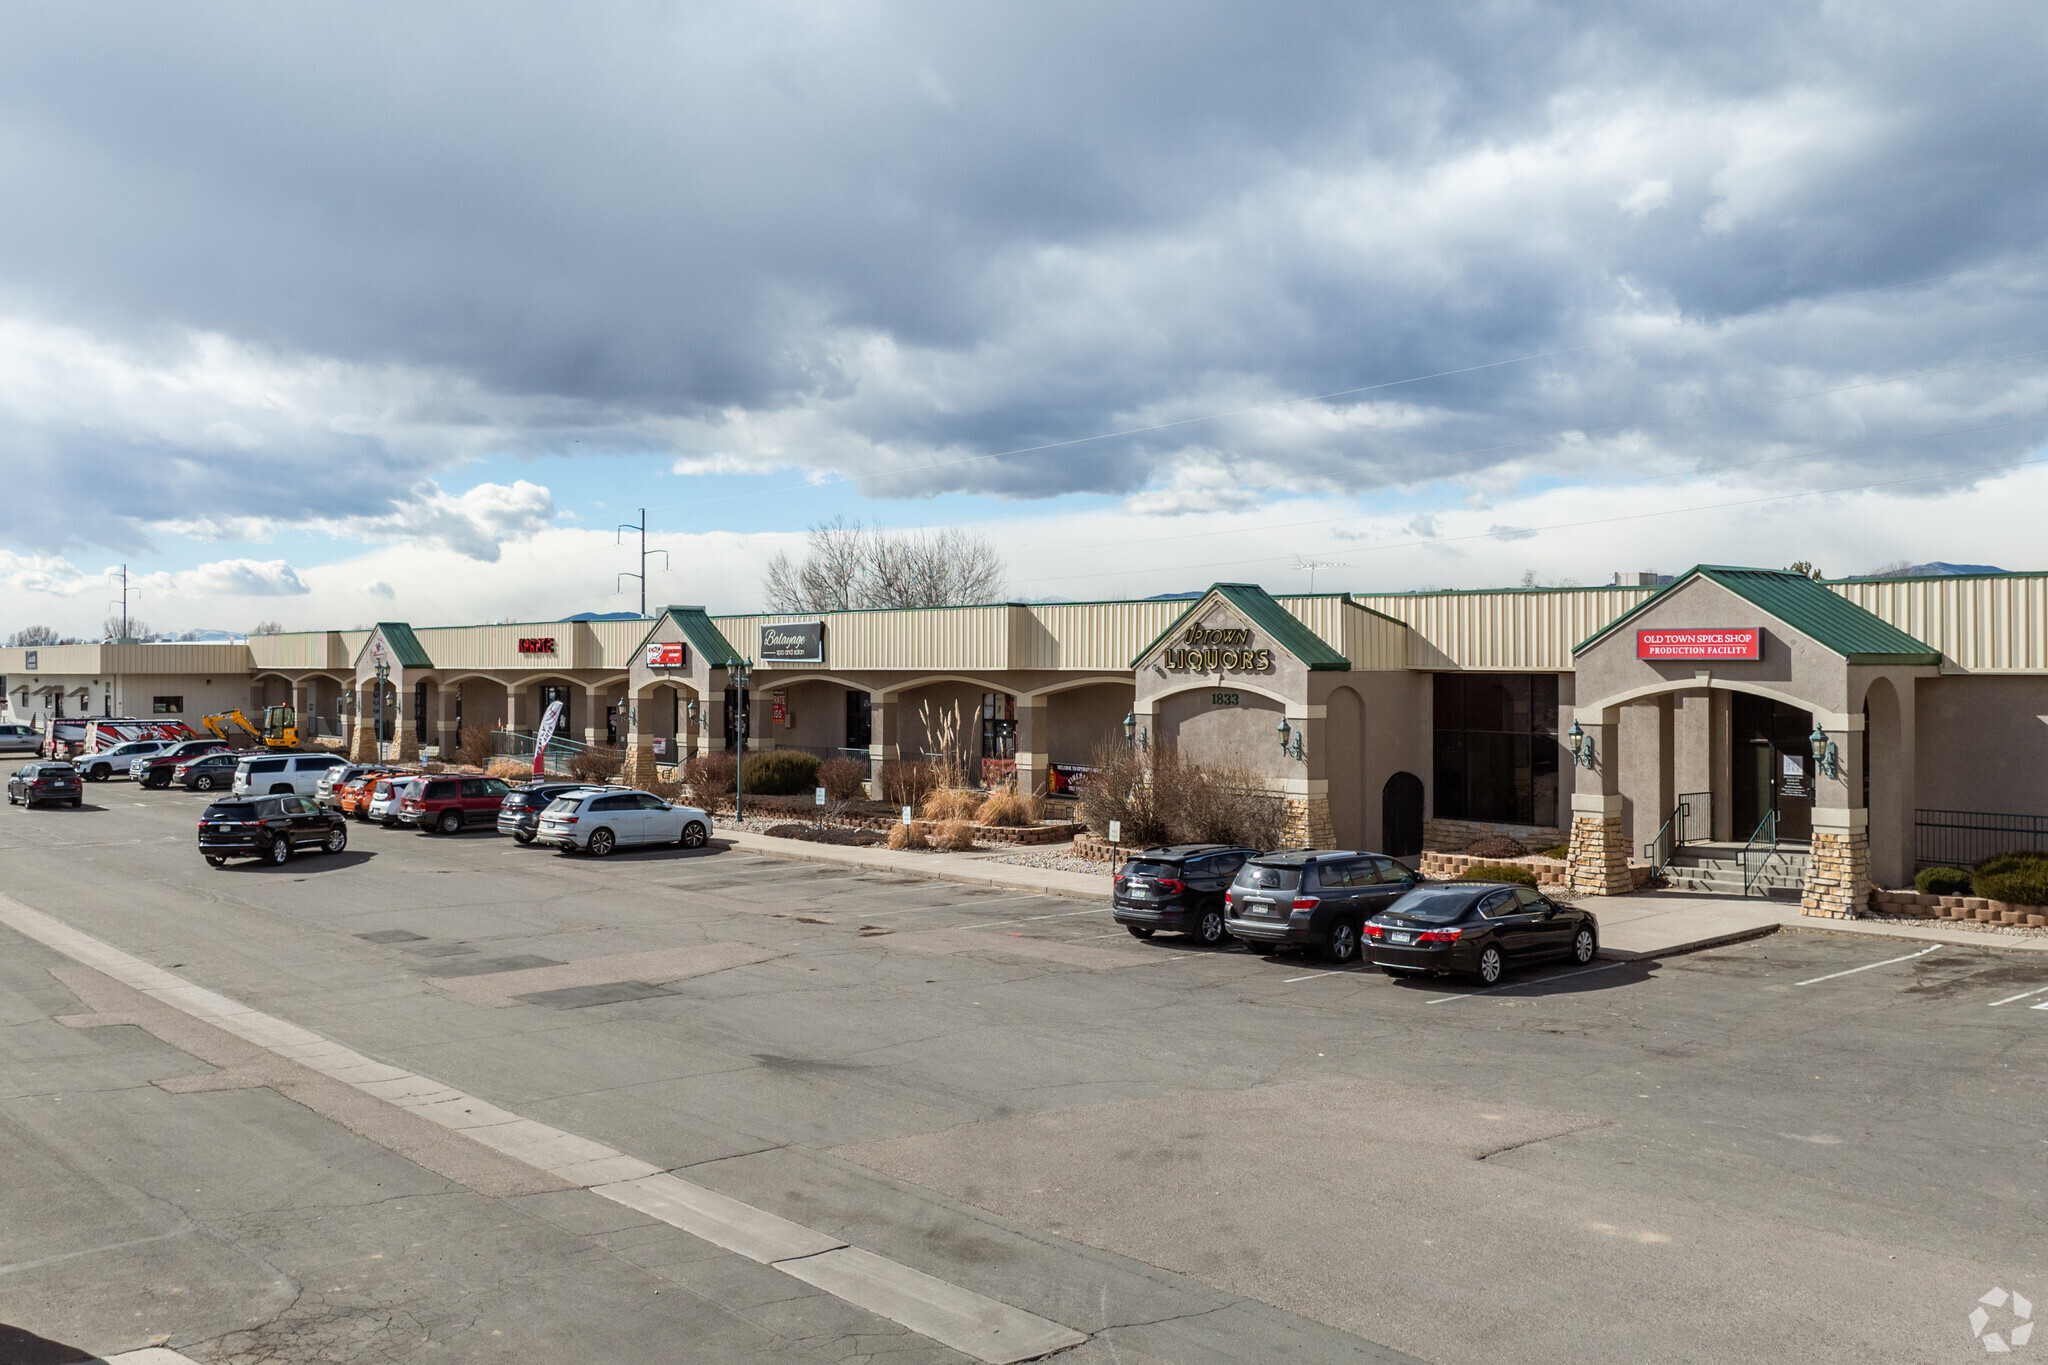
[1793,945,1940,986]
[0,890,1089,1365]
[1425,959,1631,1004]
[1283,966,1367,983]
[1988,983,2048,1007]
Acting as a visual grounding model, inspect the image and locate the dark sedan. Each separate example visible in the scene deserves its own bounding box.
[495,782,594,844]
[7,762,83,808]
[197,795,350,867]
[1365,882,1598,985]
[176,750,249,791]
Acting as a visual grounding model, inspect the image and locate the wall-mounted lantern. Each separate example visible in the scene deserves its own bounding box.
[1276,717,1303,760]
[1276,717,1290,752]
[1123,711,1137,746]
[1566,719,1596,770]
[1809,725,1841,780]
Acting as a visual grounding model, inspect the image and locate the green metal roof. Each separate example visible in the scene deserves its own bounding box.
[1574,566,1942,664]
[1131,583,1352,671]
[365,622,434,669]
[655,605,742,667]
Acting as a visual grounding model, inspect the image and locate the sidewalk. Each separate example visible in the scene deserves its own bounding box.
[723,827,1107,901]
[721,827,2048,959]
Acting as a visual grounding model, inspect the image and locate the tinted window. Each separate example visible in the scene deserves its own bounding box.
[590,794,634,812]
[1123,859,1179,878]
[426,781,459,800]
[289,797,320,815]
[1233,863,1302,892]
[484,779,509,796]
[1373,857,1403,881]
[634,793,669,810]
[460,779,488,798]
[1511,886,1546,908]
[543,796,581,814]
[1334,858,1377,887]
[1383,887,1479,922]
[1478,890,1517,917]
[249,759,287,774]
[203,802,258,819]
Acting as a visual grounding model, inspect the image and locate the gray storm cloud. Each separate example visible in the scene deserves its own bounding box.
[0,1,2044,557]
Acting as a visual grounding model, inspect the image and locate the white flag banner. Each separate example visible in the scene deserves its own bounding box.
[533,699,565,774]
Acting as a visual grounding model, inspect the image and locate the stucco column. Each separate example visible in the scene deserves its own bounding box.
[1673,689,1712,840]
[506,683,532,737]
[436,685,461,762]
[393,679,420,762]
[1868,680,1916,889]
[1014,697,1047,796]
[582,684,606,750]
[289,682,310,741]
[1802,709,1869,918]
[866,693,895,798]
[1566,716,1631,896]
[703,692,728,754]
[1616,695,1674,855]
[1710,689,1734,842]
[620,690,659,786]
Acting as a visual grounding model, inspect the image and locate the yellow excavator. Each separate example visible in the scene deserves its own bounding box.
[202,705,300,749]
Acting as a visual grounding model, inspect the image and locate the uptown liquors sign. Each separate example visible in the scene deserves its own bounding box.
[1162,626,1273,673]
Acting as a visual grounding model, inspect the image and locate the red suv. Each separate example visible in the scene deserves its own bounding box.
[399,775,512,834]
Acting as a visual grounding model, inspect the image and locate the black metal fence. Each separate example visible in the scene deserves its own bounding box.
[1915,809,2048,869]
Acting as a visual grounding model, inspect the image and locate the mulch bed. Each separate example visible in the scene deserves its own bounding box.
[761,822,886,847]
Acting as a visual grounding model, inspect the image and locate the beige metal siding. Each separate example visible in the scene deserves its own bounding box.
[1022,601,1188,670]
[106,643,256,676]
[247,632,340,670]
[0,644,106,675]
[1831,574,2048,671]
[1339,603,1410,670]
[1352,588,1657,671]
[588,618,653,669]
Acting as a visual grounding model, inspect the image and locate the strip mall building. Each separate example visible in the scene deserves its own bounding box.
[7,566,2047,915]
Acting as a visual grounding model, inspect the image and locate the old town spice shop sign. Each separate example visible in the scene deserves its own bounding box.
[1637,628,1761,661]
[1163,626,1273,672]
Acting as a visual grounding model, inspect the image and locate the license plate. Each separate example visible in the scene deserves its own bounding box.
[1390,931,1412,944]
[1247,900,1273,915]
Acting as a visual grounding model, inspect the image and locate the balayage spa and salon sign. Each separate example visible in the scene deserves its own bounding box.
[1162,626,1273,673]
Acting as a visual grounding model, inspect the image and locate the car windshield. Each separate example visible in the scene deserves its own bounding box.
[1377,887,1475,923]
[1122,859,1179,877]
[203,802,258,820]
[1232,863,1301,891]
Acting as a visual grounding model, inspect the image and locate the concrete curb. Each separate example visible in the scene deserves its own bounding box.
[1596,922,1780,962]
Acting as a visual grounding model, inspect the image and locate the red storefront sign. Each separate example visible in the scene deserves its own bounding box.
[517,636,556,654]
[1636,628,1761,660]
[645,641,686,668]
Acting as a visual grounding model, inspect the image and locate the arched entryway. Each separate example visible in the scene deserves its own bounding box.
[1382,771,1424,856]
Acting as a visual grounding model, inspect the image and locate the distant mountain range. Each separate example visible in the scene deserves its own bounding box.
[1869,562,2006,577]
[561,611,650,621]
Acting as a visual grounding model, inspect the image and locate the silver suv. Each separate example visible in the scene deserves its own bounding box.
[232,752,349,797]
[537,789,710,857]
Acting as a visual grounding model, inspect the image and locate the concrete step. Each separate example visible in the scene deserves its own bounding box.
[1663,868,1803,897]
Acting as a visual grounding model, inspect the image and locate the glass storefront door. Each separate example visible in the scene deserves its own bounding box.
[1731,693,1814,842]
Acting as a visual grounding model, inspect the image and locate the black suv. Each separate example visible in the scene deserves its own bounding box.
[197,795,350,867]
[495,782,594,844]
[1223,850,1422,962]
[7,761,83,809]
[1113,844,1260,946]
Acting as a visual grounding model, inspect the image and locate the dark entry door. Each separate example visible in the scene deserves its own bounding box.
[1382,771,1424,856]
[723,687,750,750]
[1731,694,1814,842]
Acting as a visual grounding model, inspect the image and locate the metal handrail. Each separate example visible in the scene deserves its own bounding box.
[1740,809,1781,897]
[1641,798,1691,875]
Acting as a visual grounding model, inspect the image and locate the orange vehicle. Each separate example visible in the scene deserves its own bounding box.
[338,770,395,821]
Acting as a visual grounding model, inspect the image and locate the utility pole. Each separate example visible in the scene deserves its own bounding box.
[105,565,133,641]
[616,509,670,618]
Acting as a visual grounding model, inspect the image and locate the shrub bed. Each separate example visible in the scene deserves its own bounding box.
[1914,866,1972,896]
[1456,862,1539,886]
[763,822,884,847]
[817,755,870,801]
[740,750,819,796]
[1972,851,2048,907]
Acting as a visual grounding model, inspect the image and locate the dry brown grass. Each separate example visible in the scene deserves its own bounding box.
[975,789,1038,827]
[921,788,980,821]
[456,725,495,769]
[568,744,626,784]
[1077,740,1285,849]
[933,819,977,851]
[886,821,929,851]
[486,758,531,781]
[684,752,738,797]
[817,755,870,801]
[879,759,939,807]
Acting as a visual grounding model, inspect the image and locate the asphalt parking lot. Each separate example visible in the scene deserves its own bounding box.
[2,788,2044,1364]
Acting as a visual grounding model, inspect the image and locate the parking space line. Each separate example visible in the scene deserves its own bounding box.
[1284,966,1367,983]
[1793,944,1940,986]
[1426,959,1631,1003]
[956,908,1104,932]
[1988,983,2048,1007]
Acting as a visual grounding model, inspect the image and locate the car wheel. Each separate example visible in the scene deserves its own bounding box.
[1571,926,1596,965]
[1474,944,1505,985]
[587,827,616,857]
[205,855,226,868]
[514,830,535,845]
[437,810,462,835]
[1189,902,1227,946]
[1323,920,1359,964]
[325,827,348,854]
[266,837,292,865]
[679,820,708,849]
[69,798,82,808]
[1126,925,1155,939]
[195,774,216,790]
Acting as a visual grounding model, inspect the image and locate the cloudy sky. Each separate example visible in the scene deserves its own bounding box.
[3,2,2046,636]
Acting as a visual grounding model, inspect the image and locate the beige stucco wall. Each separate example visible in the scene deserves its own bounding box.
[1044,682,1133,767]
[1913,674,2048,814]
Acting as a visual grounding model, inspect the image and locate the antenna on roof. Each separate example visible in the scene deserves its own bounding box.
[1292,557,1349,594]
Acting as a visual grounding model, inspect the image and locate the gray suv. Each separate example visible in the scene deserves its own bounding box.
[1223,850,1421,962]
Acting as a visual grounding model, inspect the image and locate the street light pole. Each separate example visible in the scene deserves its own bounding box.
[730,657,752,822]
[374,660,390,764]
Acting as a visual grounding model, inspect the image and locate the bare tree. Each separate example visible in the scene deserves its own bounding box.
[1784,560,1824,581]
[1860,559,1915,579]
[101,615,153,641]
[251,620,286,635]
[764,517,1006,612]
[7,625,60,647]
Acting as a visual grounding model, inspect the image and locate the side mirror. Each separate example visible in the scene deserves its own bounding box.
[1541,902,1557,918]
[1400,874,1417,887]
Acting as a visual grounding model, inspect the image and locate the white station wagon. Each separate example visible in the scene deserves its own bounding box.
[537,789,710,856]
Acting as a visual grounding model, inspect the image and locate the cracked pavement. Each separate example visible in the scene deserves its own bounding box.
[1,793,2044,1362]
